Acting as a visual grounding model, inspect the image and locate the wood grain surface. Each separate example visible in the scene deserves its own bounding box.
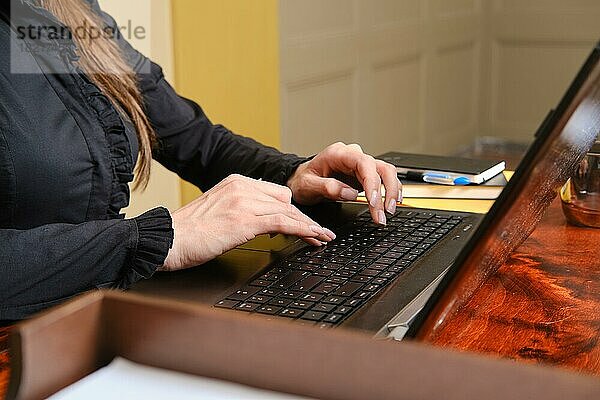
[0,326,9,400]
[431,199,600,374]
[1,200,599,399]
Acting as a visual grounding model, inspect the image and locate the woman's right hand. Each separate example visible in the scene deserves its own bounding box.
[161,174,336,271]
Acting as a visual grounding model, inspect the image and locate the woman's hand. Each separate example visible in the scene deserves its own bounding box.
[287,142,401,226]
[162,175,335,271]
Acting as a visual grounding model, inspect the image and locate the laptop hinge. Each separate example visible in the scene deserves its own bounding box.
[382,265,451,341]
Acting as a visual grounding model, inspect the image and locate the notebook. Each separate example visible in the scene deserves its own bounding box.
[377,152,506,184]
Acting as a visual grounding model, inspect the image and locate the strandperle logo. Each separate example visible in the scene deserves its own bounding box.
[10,0,152,75]
[15,19,147,44]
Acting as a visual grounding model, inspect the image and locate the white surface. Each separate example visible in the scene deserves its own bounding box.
[49,358,308,400]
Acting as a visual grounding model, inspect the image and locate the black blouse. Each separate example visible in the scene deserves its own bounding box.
[0,0,305,320]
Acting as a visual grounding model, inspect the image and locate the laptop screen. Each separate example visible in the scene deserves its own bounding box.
[408,41,600,340]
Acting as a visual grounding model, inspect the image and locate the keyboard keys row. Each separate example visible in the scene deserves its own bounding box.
[216,210,464,326]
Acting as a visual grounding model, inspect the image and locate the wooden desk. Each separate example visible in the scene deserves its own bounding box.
[430,198,600,374]
[1,327,8,399]
[1,199,599,398]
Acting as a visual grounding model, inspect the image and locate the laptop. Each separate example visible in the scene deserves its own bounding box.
[132,40,600,340]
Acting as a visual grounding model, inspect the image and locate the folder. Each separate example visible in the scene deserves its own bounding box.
[7,291,600,400]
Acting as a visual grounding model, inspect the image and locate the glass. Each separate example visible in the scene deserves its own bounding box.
[561,141,600,228]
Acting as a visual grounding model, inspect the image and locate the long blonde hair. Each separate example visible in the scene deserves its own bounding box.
[40,0,155,190]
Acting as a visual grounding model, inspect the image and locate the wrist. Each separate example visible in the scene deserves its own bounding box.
[161,210,184,271]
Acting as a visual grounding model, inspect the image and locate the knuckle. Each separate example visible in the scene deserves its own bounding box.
[280,185,293,201]
[226,174,242,182]
[275,214,288,228]
[387,163,397,176]
[229,195,244,209]
[324,180,338,196]
[358,158,371,171]
[349,143,363,152]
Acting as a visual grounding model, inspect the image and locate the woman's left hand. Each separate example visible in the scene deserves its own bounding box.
[287,142,402,226]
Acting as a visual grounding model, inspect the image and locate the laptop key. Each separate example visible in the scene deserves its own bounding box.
[314,269,334,277]
[335,305,353,315]
[274,271,310,289]
[333,282,363,297]
[293,275,325,291]
[279,308,303,318]
[361,269,380,277]
[323,296,344,305]
[345,298,363,307]
[290,300,315,310]
[227,287,260,301]
[235,302,260,312]
[384,251,404,259]
[281,290,302,299]
[269,298,292,307]
[301,311,326,322]
[371,277,388,285]
[215,299,239,309]
[355,291,371,300]
[302,293,324,302]
[368,263,387,271]
[326,276,346,285]
[248,295,272,304]
[311,303,336,313]
[387,265,404,274]
[363,284,381,292]
[324,314,343,324]
[350,275,371,284]
[260,288,281,297]
[313,282,340,294]
[248,278,270,287]
[256,305,282,315]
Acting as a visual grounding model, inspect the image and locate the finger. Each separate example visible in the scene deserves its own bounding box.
[320,146,385,224]
[347,143,363,153]
[376,160,401,215]
[353,155,384,225]
[302,237,326,247]
[302,175,359,202]
[250,199,335,242]
[256,214,334,243]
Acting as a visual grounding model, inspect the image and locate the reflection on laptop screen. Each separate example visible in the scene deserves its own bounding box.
[409,41,600,340]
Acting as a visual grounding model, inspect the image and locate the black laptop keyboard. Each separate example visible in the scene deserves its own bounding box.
[215,209,464,328]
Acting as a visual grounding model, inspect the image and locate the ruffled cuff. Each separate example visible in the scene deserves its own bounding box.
[126,207,174,283]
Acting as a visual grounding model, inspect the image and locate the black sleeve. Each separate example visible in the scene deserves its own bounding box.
[0,208,173,320]
[91,2,308,191]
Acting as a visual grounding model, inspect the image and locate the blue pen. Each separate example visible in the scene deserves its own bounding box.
[421,173,471,186]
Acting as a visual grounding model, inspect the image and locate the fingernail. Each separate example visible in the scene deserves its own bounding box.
[386,199,397,215]
[323,227,337,240]
[369,190,380,207]
[310,225,324,235]
[378,210,387,226]
[341,188,359,201]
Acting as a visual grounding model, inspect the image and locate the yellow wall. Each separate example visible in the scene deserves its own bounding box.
[171,0,281,204]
